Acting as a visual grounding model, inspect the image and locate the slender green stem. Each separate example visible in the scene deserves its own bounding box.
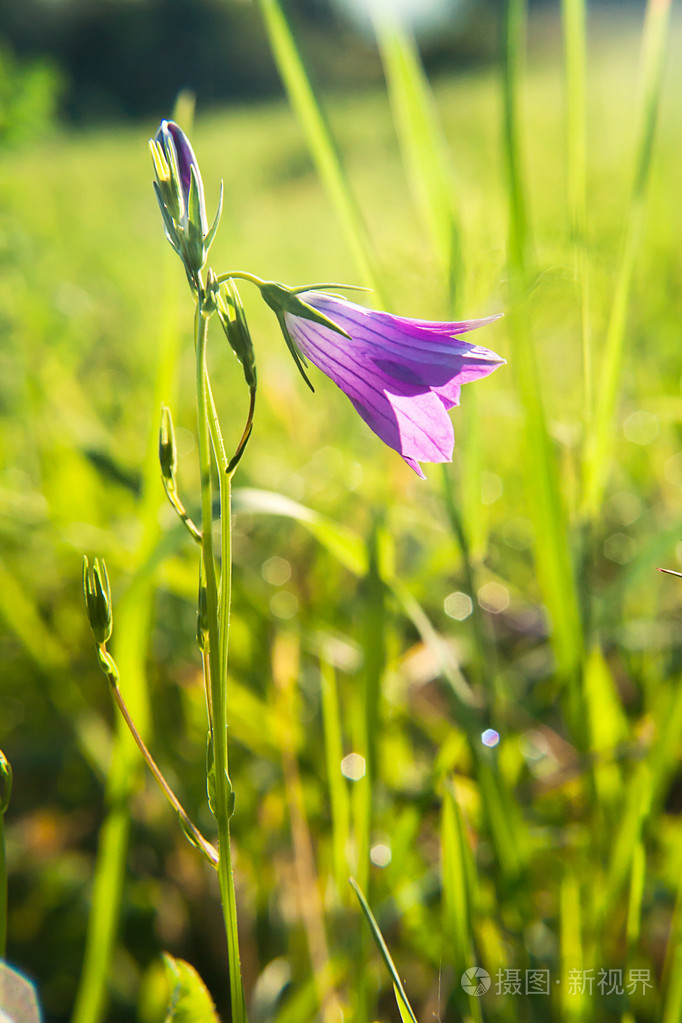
[205,375,229,474]
[194,292,246,1023]
[215,271,266,288]
[162,477,202,544]
[97,645,218,866]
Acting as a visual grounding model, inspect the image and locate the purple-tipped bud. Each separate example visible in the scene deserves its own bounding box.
[150,120,223,285]
[158,122,199,208]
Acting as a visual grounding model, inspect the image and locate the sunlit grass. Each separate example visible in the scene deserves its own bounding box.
[1,8,682,1023]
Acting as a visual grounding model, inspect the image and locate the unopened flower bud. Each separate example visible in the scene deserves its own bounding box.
[150,120,223,284]
[83,556,113,645]
[217,281,257,390]
[159,405,177,483]
[203,268,220,315]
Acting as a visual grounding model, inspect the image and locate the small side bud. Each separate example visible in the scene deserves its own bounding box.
[203,268,220,316]
[159,405,177,483]
[217,281,257,390]
[0,749,12,815]
[83,555,113,645]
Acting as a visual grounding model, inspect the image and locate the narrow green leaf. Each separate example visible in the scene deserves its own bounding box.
[393,983,414,1023]
[584,645,627,805]
[663,944,682,1023]
[583,0,672,513]
[626,839,646,951]
[502,0,585,728]
[560,872,587,1020]
[255,0,384,299]
[441,782,476,968]
[374,14,461,300]
[562,0,593,434]
[350,877,419,1023]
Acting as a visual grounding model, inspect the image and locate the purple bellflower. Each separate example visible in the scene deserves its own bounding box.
[150,120,222,281]
[267,287,505,478]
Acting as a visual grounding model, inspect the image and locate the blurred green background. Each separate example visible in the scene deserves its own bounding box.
[2,1,682,1022]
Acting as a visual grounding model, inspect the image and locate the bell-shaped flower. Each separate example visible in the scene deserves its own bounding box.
[268,287,505,478]
[150,120,222,283]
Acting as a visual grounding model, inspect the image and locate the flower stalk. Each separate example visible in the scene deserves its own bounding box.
[194,286,246,1023]
[82,557,218,866]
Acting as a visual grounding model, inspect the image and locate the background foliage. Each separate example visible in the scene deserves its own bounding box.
[1,3,682,1023]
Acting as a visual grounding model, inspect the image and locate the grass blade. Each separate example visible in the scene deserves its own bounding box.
[583,0,672,513]
[256,0,384,299]
[373,14,461,303]
[562,0,593,435]
[502,0,584,722]
[350,877,419,1023]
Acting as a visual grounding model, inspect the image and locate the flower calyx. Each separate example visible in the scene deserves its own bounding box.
[258,278,353,392]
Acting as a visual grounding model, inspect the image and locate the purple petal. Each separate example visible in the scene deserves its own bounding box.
[289,317,454,473]
[304,292,502,347]
[156,120,202,205]
[433,381,461,411]
[348,387,454,469]
[282,291,504,476]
